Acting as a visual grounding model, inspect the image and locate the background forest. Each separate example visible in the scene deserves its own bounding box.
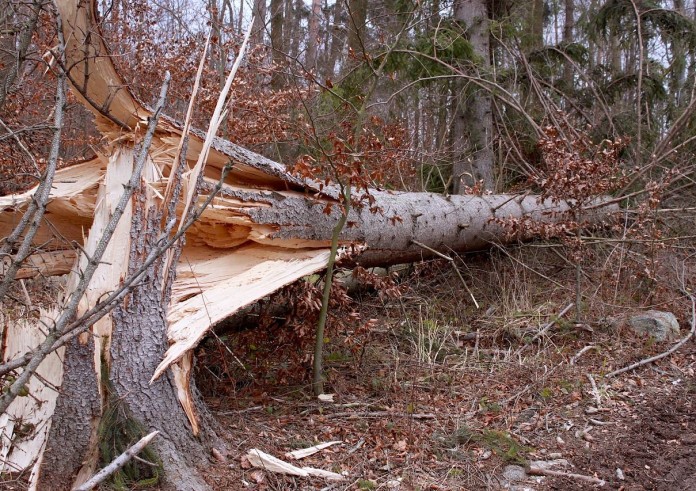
[4,0,696,198]
[2,0,696,490]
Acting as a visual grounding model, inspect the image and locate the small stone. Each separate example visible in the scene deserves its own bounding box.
[387,479,402,489]
[616,468,625,480]
[502,465,527,482]
[628,311,680,342]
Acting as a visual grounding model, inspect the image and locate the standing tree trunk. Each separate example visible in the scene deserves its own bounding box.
[523,0,545,53]
[306,0,321,71]
[269,0,284,88]
[452,0,495,192]
[35,145,219,491]
[251,0,266,45]
[563,0,574,90]
[347,0,367,60]
[324,0,346,77]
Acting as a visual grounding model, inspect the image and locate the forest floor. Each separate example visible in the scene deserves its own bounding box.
[194,244,696,491]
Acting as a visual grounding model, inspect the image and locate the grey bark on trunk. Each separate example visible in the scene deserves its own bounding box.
[269,0,285,88]
[563,0,575,89]
[108,186,218,490]
[306,0,321,71]
[452,0,495,192]
[39,336,101,489]
[37,164,219,491]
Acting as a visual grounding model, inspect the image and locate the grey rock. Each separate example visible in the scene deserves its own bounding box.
[628,311,679,342]
[502,465,527,482]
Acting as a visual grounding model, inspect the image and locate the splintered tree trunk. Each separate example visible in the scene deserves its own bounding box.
[0,0,618,489]
[33,148,217,490]
[106,174,216,489]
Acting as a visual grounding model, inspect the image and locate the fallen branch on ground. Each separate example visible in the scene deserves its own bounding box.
[517,303,575,355]
[245,449,344,481]
[527,466,606,486]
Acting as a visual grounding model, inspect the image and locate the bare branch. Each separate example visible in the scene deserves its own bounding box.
[0,63,170,414]
[0,1,66,301]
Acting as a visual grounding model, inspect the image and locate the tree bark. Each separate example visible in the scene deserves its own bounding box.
[522,0,545,54]
[452,0,495,192]
[39,336,101,489]
[269,0,285,88]
[251,0,266,45]
[323,0,346,78]
[107,177,218,490]
[306,0,321,71]
[347,0,367,60]
[32,146,218,491]
[563,0,574,89]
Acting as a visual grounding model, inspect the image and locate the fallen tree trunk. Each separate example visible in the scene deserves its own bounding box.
[0,0,619,489]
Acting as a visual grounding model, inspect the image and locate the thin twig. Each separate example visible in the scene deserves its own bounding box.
[586,373,601,407]
[0,8,66,300]
[0,70,170,414]
[570,345,597,365]
[517,303,575,356]
[74,431,159,491]
[492,243,566,289]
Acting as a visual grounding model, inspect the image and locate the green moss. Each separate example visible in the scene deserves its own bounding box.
[538,387,555,401]
[443,426,530,465]
[478,430,530,465]
[358,479,377,490]
[478,397,502,414]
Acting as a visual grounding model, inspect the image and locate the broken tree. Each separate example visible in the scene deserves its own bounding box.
[0,1,618,489]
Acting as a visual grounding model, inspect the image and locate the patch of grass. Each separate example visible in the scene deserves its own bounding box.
[370,376,386,393]
[450,426,475,445]
[287,438,313,450]
[326,350,351,363]
[440,425,530,465]
[559,379,576,393]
